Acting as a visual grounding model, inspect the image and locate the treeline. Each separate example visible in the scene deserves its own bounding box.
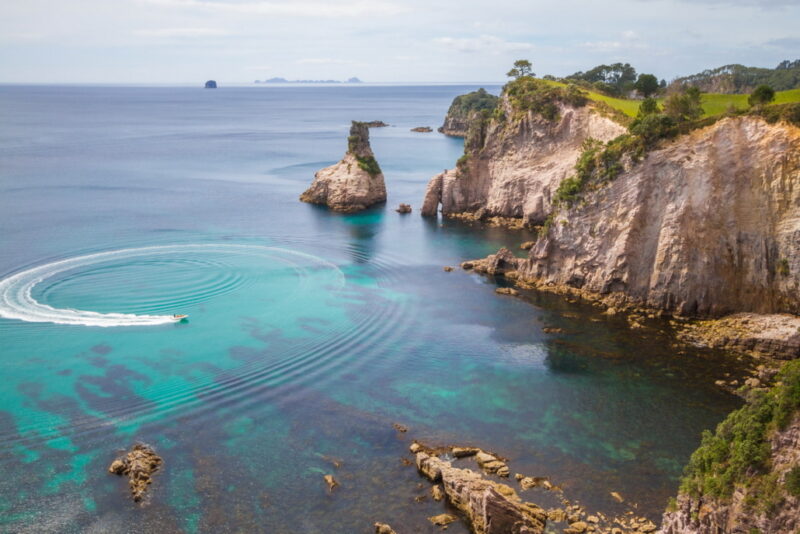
[673,60,800,94]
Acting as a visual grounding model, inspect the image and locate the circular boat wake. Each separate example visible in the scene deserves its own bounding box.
[0,244,344,327]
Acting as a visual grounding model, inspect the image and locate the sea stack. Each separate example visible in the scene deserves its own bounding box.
[300,121,387,212]
[204,80,217,89]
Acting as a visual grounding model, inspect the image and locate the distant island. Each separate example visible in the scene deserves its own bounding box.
[255,77,362,84]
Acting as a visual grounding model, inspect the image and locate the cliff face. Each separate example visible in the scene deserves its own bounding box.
[423,101,626,223]
[519,116,800,316]
[300,121,386,212]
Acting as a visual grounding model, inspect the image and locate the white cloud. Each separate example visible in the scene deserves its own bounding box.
[296,58,357,65]
[434,34,533,54]
[133,27,229,37]
[138,0,405,17]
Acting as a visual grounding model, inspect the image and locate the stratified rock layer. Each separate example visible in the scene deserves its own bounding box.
[522,116,800,317]
[300,121,386,212]
[423,102,625,223]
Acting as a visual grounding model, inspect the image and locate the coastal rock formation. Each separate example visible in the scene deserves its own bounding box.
[413,445,547,534]
[108,443,163,502]
[423,101,625,224]
[300,121,387,212]
[676,312,800,360]
[374,523,397,534]
[411,126,432,133]
[519,116,800,317]
[204,80,217,89]
[396,203,412,214]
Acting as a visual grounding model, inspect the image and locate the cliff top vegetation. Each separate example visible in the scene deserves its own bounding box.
[678,359,800,512]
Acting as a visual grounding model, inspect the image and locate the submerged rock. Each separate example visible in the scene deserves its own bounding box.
[300,121,387,212]
[428,513,458,526]
[108,443,163,502]
[374,523,397,534]
[324,474,339,492]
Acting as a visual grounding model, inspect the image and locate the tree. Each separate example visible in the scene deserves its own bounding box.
[748,84,776,107]
[637,97,660,117]
[663,87,704,122]
[506,59,534,79]
[634,73,659,97]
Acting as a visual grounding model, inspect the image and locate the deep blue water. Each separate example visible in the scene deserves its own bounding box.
[0,85,744,533]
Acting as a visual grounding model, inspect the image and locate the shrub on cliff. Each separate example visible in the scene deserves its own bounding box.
[679,359,800,506]
[504,77,588,121]
[664,86,704,122]
[749,84,776,107]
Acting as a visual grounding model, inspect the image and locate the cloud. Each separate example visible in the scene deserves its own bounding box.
[139,0,405,17]
[296,58,357,65]
[133,27,229,37]
[434,34,533,54]
[764,37,800,49]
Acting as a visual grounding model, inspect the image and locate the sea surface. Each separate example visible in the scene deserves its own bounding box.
[0,85,745,533]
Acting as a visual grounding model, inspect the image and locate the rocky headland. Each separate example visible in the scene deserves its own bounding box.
[423,90,625,223]
[300,121,387,212]
[431,75,800,532]
[438,88,500,137]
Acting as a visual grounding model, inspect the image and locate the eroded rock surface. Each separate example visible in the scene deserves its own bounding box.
[108,443,163,502]
[300,121,386,212]
[521,117,800,317]
[423,101,625,224]
[413,447,546,534]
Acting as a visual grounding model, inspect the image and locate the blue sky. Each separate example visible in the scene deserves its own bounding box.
[0,0,798,84]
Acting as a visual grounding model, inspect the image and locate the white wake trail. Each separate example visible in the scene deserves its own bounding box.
[0,244,343,327]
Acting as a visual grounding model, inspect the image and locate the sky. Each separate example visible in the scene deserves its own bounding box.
[0,0,798,84]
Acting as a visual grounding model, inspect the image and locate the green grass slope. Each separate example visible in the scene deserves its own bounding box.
[542,79,800,119]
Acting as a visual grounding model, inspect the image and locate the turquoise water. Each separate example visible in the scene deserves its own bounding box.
[0,85,744,533]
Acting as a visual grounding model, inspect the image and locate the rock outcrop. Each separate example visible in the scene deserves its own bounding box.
[519,116,800,317]
[108,443,163,502]
[414,449,547,534]
[300,121,387,212]
[411,126,432,133]
[423,100,625,224]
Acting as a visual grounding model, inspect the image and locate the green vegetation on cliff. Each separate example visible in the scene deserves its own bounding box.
[504,76,588,121]
[445,88,499,120]
[679,360,800,510]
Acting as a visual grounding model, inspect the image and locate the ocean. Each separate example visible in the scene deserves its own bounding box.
[0,84,743,533]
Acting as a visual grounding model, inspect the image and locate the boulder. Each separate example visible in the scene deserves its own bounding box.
[396,203,412,214]
[374,523,397,534]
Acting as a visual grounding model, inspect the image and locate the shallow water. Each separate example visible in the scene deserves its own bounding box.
[0,85,745,533]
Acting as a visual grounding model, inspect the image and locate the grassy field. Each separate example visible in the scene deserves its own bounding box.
[542,79,800,118]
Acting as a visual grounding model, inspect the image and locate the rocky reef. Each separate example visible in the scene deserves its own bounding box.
[423,97,625,223]
[108,443,163,502]
[659,360,800,534]
[300,121,387,212]
[412,443,547,534]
